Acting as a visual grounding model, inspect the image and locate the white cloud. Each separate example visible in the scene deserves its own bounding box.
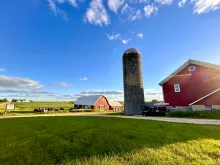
[137,33,143,39]
[144,5,158,17]
[68,0,78,7]
[155,0,173,5]
[48,0,68,20]
[130,9,142,20]
[107,33,122,40]
[139,0,149,3]
[81,90,123,95]
[192,0,220,14]
[47,0,220,24]
[122,39,131,44]
[0,75,42,89]
[0,89,57,94]
[144,88,163,101]
[108,0,124,13]
[121,3,129,14]
[178,0,187,7]
[0,68,5,72]
[51,82,71,87]
[79,77,88,81]
[84,0,110,26]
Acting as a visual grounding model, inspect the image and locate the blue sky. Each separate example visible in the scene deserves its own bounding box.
[0,0,220,101]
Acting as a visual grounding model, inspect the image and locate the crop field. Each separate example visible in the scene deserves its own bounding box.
[0,116,220,165]
[14,102,73,110]
[0,102,74,116]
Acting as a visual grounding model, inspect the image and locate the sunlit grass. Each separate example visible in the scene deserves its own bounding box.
[0,116,220,164]
[67,139,220,165]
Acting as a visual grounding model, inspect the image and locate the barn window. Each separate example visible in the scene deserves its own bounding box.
[174,84,180,92]
[188,66,196,71]
[171,106,177,109]
[204,105,212,110]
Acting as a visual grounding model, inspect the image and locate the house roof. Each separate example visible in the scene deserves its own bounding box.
[159,59,220,86]
[108,100,123,107]
[189,88,220,105]
[75,95,103,105]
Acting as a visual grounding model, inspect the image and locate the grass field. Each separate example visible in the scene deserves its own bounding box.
[14,102,73,110]
[0,102,74,116]
[0,116,220,165]
[166,110,220,119]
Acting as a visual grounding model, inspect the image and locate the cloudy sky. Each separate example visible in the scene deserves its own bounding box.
[0,0,220,101]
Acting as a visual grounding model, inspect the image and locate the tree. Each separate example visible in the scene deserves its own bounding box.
[11,99,18,102]
[0,98,8,102]
[3,98,8,102]
[152,99,159,103]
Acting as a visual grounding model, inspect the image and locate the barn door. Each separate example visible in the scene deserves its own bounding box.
[100,105,105,111]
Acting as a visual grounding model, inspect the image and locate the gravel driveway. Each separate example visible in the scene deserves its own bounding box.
[0,113,220,125]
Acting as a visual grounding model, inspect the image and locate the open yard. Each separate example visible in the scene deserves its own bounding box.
[0,116,220,165]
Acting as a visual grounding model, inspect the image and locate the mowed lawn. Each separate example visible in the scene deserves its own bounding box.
[0,117,220,165]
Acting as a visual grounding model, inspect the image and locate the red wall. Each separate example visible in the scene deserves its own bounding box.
[94,96,110,110]
[195,90,220,105]
[163,63,220,106]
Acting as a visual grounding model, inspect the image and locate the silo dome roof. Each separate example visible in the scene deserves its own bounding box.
[123,48,140,55]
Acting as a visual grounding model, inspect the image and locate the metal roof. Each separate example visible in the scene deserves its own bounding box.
[75,95,102,105]
[159,59,220,86]
[108,100,123,107]
[123,48,140,55]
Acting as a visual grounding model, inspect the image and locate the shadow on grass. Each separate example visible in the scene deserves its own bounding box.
[10,110,36,114]
[0,116,220,164]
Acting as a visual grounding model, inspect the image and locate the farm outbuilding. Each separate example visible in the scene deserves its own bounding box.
[74,95,110,111]
[159,59,220,111]
[108,101,123,111]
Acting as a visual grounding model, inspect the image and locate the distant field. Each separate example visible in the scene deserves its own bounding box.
[0,102,74,116]
[14,102,73,110]
[0,116,220,165]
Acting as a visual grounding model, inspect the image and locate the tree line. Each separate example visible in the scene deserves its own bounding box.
[0,98,8,103]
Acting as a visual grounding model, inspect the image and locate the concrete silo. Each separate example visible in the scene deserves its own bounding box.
[123,48,145,115]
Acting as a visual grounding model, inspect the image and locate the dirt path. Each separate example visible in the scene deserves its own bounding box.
[0,113,220,125]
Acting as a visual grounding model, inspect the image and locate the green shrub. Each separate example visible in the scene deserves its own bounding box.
[166,110,220,119]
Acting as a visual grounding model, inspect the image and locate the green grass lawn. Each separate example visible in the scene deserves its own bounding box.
[0,116,220,165]
[166,110,220,119]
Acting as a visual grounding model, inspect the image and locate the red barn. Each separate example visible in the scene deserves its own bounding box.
[108,100,124,111]
[159,59,220,111]
[74,95,110,110]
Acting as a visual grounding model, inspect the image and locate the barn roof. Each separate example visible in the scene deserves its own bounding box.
[108,100,123,107]
[75,95,102,105]
[159,59,220,86]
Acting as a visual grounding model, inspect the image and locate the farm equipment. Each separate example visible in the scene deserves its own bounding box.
[141,102,169,116]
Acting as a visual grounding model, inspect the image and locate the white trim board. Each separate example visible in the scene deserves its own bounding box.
[189,88,220,106]
[159,59,220,86]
